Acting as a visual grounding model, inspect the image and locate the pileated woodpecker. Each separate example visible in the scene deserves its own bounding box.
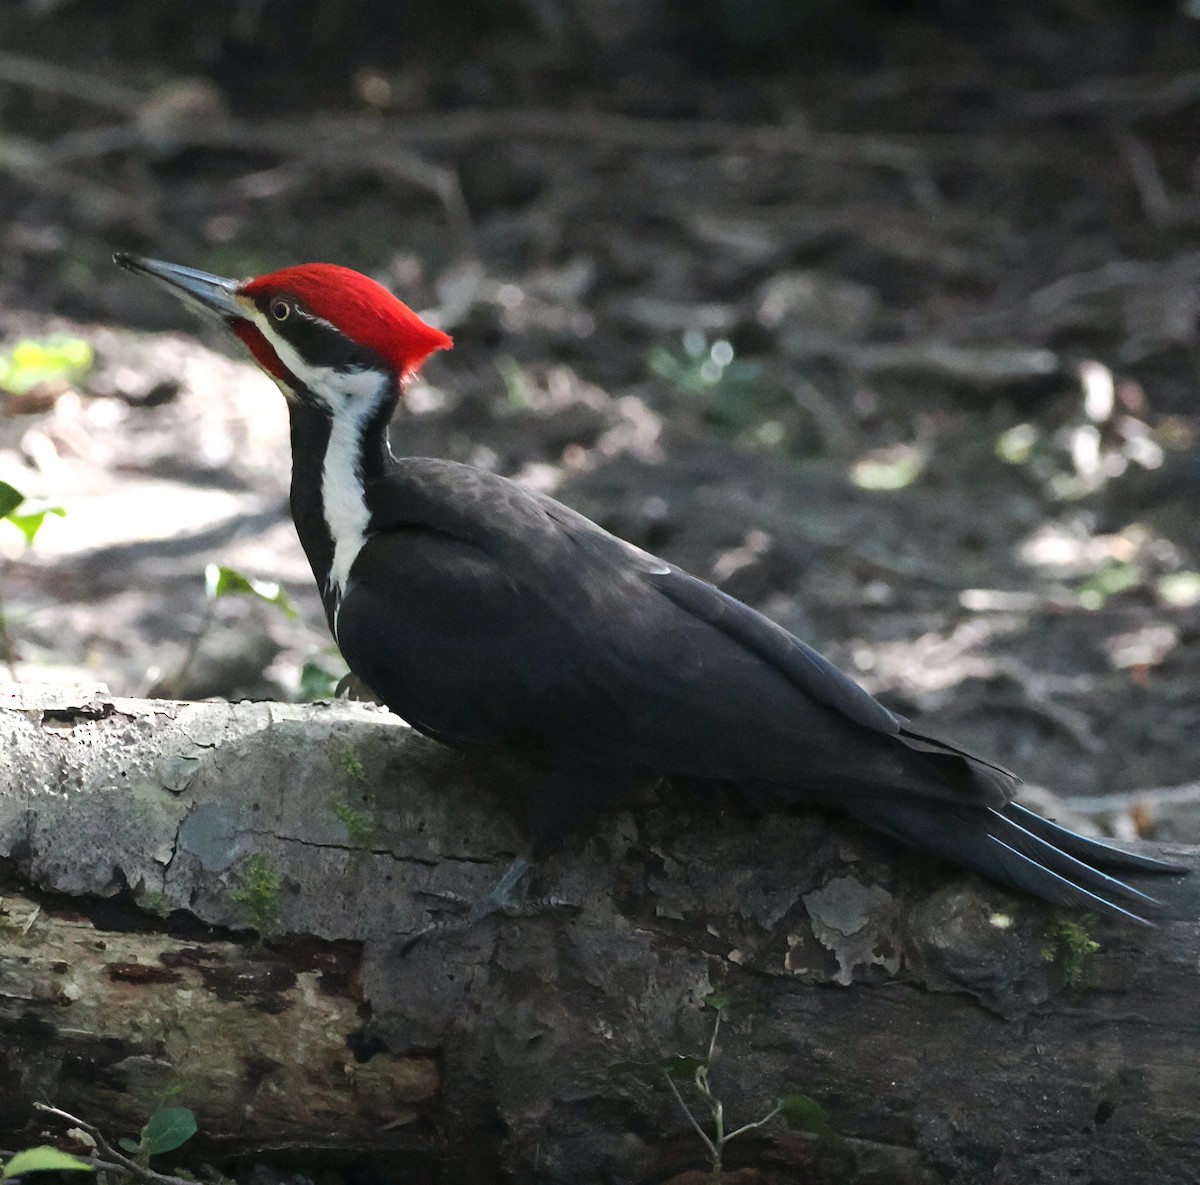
[114,252,1184,926]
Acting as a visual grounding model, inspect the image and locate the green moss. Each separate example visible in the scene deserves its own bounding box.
[332,799,379,853]
[138,890,171,919]
[330,740,379,856]
[337,741,368,786]
[1041,915,1100,988]
[229,853,281,934]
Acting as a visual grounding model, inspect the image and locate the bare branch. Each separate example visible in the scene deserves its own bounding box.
[0,51,142,115]
[663,1072,717,1161]
[32,1103,197,1185]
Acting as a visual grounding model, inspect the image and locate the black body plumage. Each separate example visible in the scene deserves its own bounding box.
[296,399,1179,923]
[113,251,1187,925]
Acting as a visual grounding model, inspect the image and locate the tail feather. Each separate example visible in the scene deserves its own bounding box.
[987,807,1160,917]
[1004,802,1187,875]
[985,836,1154,925]
[842,795,1184,924]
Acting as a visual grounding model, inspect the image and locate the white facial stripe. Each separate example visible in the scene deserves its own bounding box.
[250,312,387,635]
[305,311,340,333]
[255,315,385,408]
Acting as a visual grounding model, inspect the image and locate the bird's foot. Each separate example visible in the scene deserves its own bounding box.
[400,855,577,954]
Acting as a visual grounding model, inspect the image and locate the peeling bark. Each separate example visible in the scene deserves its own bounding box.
[1,684,1197,1185]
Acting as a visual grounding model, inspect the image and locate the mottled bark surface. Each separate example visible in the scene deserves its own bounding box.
[1,684,1197,1184]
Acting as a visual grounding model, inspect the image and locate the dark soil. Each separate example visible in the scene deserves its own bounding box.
[2,7,1200,1181]
[3,9,1199,840]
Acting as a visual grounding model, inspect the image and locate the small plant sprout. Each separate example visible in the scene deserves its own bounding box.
[611,996,832,1182]
[170,563,297,694]
[298,657,342,700]
[117,1104,197,1164]
[2,1100,205,1185]
[0,480,66,678]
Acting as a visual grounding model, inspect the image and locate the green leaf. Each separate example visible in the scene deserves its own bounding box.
[298,660,339,701]
[609,1054,706,1085]
[205,564,296,618]
[995,422,1039,465]
[777,1092,834,1139]
[496,356,536,409]
[3,1146,96,1176]
[701,992,754,1020]
[850,446,925,491]
[0,482,65,546]
[1157,571,1200,608]
[1076,561,1140,609]
[0,335,94,396]
[8,507,64,546]
[116,1137,139,1153]
[0,481,22,520]
[142,1106,197,1156]
[205,564,254,598]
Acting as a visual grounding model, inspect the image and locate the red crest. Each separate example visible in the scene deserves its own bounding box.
[241,264,452,379]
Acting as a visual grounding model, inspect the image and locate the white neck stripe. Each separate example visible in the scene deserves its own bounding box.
[322,400,375,613]
[252,313,387,635]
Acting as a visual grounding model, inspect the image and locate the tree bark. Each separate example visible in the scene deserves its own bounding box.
[0,683,1196,1185]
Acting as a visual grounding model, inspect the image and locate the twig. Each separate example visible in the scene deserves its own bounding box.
[838,340,1061,390]
[958,588,1080,613]
[988,658,1103,754]
[1067,780,1200,816]
[706,1011,722,1066]
[34,123,148,164]
[1007,69,1200,122]
[0,133,154,231]
[365,108,944,211]
[1116,131,1179,226]
[663,1071,718,1161]
[1025,260,1153,318]
[31,1103,196,1185]
[42,117,477,259]
[40,109,942,217]
[22,103,1000,175]
[659,1013,790,1182]
[944,258,1155,340]
[312,108,924,165]
[828,541,965,590]
[0,51,142,115]
[723,1104,784,1144]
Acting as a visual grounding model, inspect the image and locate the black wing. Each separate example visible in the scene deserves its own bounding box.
[333,459,1184,919]
[338,460,1008,800]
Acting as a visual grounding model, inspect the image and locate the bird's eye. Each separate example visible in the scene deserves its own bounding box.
[269,299,291,322]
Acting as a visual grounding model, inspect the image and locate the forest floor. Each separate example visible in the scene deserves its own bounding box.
[2,8,1199,854]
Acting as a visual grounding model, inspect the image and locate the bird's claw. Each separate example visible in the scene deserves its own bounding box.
[414,886,471,910]
[400,888,577,955]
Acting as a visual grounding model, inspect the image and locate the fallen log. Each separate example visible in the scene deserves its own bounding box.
[0,684,1196,1184]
